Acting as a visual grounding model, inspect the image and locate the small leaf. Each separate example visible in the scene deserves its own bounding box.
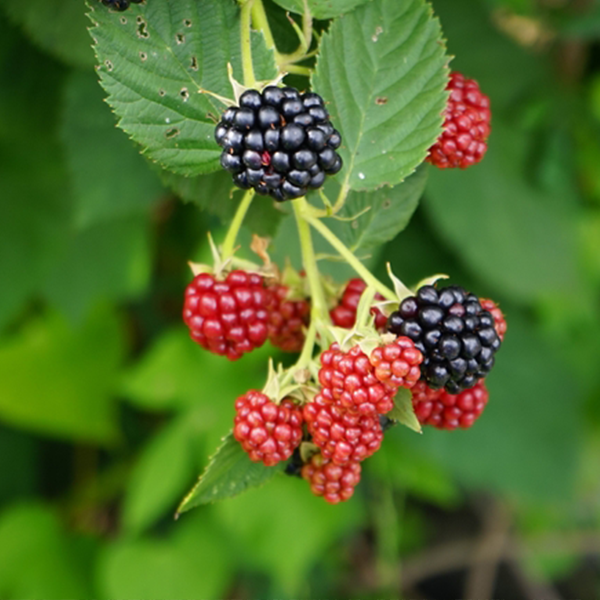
[333,165,428,252]
[312,0,449,191]
[89,0,277,176]
[388,388,421,433]
[270,0,370,19]
[177,432,283,513]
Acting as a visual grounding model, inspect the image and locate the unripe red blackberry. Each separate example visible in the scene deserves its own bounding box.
[479,298,507,342]
[183,270,270,361]
[387,285,502,394]
[215,87,343,201]
[330,278,387,331]
[303,393,383,465]
[411,379,489,429]
[301,452,361,504]
[266,284,310,353]
[427,72,491,169]
[369,336,423,390]
[234,391,303,466]
[319,343,395,416]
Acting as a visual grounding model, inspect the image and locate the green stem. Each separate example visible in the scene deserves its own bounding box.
[285,64,312,77]
[293,198,330,323]
[305,215,397,301]
[239,0,256,88]
[251,0,280,61]
[221,189,255,261]
[280,318,317,388]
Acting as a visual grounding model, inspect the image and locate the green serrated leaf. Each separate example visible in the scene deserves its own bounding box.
[89,0,277,176]
[388,388,421,433]
[270,0,370,19]
[312,0,449,191]
[178,432,283,513]
[334,165,428,252]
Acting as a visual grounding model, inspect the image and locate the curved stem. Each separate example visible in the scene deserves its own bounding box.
[239,0,256,88]
[305,214,397,301]
[221,189,255,261]
[292,198,330,323]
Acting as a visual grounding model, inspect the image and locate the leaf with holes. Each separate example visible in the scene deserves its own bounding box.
[88,0,277,176]
[312,0,449,192]
[177,432,283,513]
[269,0,370,19]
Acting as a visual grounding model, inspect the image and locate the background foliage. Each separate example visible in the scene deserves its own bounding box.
[1,0,600,598]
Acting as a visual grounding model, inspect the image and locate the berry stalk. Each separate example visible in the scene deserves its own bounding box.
[304,212,396,301]
[239,0,257,88]
[221,188,256,261]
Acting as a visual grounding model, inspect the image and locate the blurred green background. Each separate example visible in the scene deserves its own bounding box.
[1,0,600,598]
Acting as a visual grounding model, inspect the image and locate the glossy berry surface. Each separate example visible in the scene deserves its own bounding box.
[183,270,270,361]
[234,391,303,466]
[304,393,383,465]
[479,298,507,342]
[369,336,423,390]
[330,279,387,331]
[387,285,502,393]
[215,87,343,201]
[266,285,310,353]
[301,453,361,504]
[100,0,142,10]
[411,379,489,429]
[427,72,491,169]
[319,343,395,416]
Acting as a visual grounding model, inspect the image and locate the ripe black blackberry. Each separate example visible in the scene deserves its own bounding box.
[387,285,502,394]
[100,0,143,10]
[215,87,343,201]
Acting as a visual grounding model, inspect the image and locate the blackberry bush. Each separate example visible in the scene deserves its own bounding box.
[215,87,343,201]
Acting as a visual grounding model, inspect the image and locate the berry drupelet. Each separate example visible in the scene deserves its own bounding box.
[330,278,387,331]
[427,72,491,169]
[100,0,143,10]
[183,270,270,361]
[387,285,502,394]
[215,87,343,201]
[234,391,303,466]
[411,379,489,429]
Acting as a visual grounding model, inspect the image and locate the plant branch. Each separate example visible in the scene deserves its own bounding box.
[221,189,255,261]
[305,214,397,301]
[239,0,256,88]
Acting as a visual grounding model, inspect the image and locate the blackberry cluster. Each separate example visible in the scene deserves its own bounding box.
[387,285,502,394]
[100,0,143,10]
[215,87,343,201]
[301,453,361,504]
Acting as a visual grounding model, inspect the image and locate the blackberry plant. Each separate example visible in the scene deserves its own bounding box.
[88,0,503,510]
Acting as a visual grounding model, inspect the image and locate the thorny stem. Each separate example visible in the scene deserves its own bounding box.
[305,215,397,301]
[221,189,256,261]
[239,0,256,88]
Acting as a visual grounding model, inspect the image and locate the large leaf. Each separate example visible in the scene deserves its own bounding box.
[178,432,283,513]
[312,0,449,191]
[61,70,164,228]
[425,122,581,303]
[270,0,370,19]
[332,164,428,253]
[122,415,197,534]
[0,307,123,444]
[89,0,277,176]
[0,0,94,67]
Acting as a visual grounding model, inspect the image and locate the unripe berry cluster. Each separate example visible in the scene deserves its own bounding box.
[427,72,491,169]
[215,87,343,201]
[330,278,387,331]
